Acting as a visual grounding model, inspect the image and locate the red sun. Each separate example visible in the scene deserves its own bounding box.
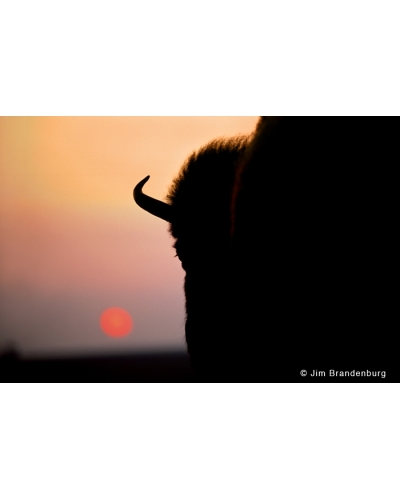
[100,307,133,338]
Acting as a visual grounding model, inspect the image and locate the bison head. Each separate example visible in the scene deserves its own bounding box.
[134,136,249,377]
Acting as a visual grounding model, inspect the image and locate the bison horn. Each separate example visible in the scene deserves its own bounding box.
[133,175,173,223]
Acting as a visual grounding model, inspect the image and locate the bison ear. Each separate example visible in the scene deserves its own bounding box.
[133,176,174,223]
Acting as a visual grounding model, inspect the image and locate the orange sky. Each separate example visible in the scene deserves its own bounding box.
[0,117,258,356]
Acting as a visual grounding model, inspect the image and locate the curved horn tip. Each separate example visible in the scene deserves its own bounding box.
[133,175,151,199]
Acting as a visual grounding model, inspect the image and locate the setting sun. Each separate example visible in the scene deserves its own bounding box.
[100,307,133,338]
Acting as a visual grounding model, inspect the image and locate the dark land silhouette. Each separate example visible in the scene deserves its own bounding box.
[0,348,194,382]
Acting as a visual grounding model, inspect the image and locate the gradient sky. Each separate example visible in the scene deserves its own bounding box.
[0,117,259,357]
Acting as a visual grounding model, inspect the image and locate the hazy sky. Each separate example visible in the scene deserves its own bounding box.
[0,117,259,357]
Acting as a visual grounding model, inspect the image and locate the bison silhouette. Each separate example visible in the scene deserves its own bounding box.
[134,117,396,381]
